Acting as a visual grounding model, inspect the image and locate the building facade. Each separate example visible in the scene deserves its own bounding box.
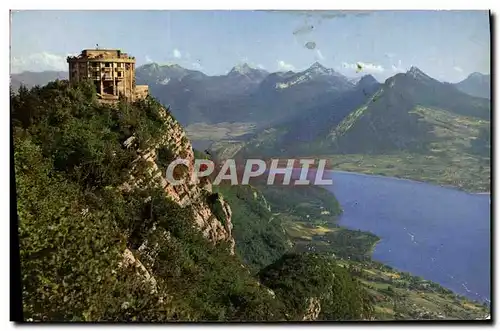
[67,48,148,102]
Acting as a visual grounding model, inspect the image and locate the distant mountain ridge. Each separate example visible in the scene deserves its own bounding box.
[454,72,490,99]
[10,70,68,91]
[238,74,381,157]
[236,66,490,158]
[326,66,490,154]
[10,64,490,135]
[134,61,356,126]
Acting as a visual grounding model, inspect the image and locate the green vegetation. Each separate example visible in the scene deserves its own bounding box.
[329,103,491,192]
[259,253,374,321]
[213,185,291,270]
[255,185,343,218]
[281,215,489,320]
[216,177,489,320]
[12,81,286,321]
[320,152,490,193]
[282,218,489,320]
[342,260,489,320]
[230,77,491,193]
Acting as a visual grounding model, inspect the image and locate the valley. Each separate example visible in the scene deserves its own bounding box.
[11,58,491,322]
[10,9,492,323]
[215,178,490,320]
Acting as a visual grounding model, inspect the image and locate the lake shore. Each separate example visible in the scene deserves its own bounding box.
[328,170,491,303]
[309,153,491,194]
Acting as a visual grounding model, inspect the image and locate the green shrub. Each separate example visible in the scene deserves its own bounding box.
[12,81,292,321]
[259,253,374,321]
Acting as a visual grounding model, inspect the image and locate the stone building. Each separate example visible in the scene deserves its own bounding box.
[67,48,149,102]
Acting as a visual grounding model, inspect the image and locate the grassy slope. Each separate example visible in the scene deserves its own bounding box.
[305,105,491,192]
[14,81,297,321]
[212,184,292,270]
[212,183,344,270]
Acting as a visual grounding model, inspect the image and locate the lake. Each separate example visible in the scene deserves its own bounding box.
[322,171,491,303]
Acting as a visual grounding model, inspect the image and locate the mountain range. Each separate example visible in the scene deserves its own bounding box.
[237,66,490,159]
[10,70,68,92]
[454,72,491,99]
[10,63,490,127]
[10,62,491,164]
[13,78,491,321]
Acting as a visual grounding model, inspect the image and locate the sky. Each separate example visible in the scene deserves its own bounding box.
[10,10,490,83]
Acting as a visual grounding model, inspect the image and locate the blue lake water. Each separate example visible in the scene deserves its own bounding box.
[320,171,491,303]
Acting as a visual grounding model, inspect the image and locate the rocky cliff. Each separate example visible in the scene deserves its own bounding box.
[13,80,377,322]
[117,106,236,287]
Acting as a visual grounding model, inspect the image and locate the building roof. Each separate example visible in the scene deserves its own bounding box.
[67,48,135,62]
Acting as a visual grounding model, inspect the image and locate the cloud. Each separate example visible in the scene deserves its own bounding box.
[391,59,408,73]
[316,49,325,60]
[257,64,266,70]
[277,60,295,71]
[11,52,68,73]
[191,62,203,70]
[172,48,182,59]
[342,61,385,74]
[385,52,396,59]
[453,66,463,72]
[145,55,154,63]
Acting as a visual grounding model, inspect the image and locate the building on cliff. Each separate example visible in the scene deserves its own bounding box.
[67,48,149,103]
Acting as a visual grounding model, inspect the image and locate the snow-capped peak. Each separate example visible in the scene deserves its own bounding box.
[307,61,330,75]
[407,66,432,80]
[230,63,254,75]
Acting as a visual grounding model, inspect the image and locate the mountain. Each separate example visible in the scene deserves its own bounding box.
[135,63,271,125]
[454,72,490,99]
[238,74,381,157]
[10,70,68,91]
[273,62,353,91]
[214,62,355,126]
[136,61,355,127]
[227,63,269,81]
[12,75,490,322]
[13,79,377,322]
[326,66,490,154]
[234,66,490,160]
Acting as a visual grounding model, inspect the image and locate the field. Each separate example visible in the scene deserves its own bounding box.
[318,153,490,193]
[185,122,257,141]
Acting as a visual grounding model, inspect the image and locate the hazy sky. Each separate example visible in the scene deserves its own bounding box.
[10,10,490,82]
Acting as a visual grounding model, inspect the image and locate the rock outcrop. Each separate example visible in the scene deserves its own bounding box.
[120,107,235,253]
[117,106,236,289]
[302,297,321,321]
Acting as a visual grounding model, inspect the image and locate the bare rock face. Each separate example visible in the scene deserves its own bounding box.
[302,298,321,321]
[120,107,236,254]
